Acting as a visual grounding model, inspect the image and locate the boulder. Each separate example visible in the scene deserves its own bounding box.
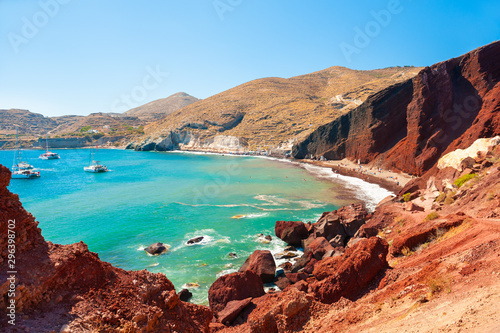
[144,242,169,255]
[178,289,192,302]
[337,204,368,237]
[328,234,345,248]
[305,237,334,260]
[285,272,308,284]
[302,258,318,275]
[239,250,276,283]
[187,236,204,245]
[275,276,291,290]
[310,237,389,304]
[217,297,252,325]
[275,221,309,246]
[291,254,310,273]
[208,270,265,313]
[313,213,345,241]
[404,202,425,212]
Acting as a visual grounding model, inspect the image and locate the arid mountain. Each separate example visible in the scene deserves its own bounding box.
[124,92,199,122]
[0,92,198,147]
[293,40,500,178]
[132,66,422,152]
[0,109,59,136]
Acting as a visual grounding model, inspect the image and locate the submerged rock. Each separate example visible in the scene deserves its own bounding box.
[187,236,204,245]
[144,242,169,255]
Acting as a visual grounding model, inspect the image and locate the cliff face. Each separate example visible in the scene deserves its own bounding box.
[293,41,500,177]
[0,165,212,332]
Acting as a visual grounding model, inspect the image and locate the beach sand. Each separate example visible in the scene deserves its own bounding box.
[303,158,413,193]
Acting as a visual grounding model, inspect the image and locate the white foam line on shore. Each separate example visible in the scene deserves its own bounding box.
[301,163,394,211]
[165,149,393,211]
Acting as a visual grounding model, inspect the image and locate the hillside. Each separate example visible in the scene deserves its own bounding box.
[131,66,422,152]
[124,92,199,121]
[0,92,199,148]
[293,41,500,180]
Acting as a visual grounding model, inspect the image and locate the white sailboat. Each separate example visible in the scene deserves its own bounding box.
[12,127,40,179]
[39,126,60,159]
[84,133,108,173]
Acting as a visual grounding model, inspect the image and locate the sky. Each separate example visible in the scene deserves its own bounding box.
[1,0,499,117]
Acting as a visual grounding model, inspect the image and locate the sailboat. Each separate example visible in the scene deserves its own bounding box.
[39,126,60,159]
[84,133,108,173]
[12,127,40,179]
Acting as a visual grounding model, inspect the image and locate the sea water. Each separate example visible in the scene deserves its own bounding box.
[0,149,392,304]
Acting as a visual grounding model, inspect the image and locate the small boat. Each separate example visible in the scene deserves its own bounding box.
[11,126,40,179]
[84,133,108,173]
[39,126,60,159]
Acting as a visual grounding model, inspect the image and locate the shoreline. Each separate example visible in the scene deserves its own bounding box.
[302,159,411,194]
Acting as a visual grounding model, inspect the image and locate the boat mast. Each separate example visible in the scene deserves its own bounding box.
[45,125,49,153]
[13,126,19,168]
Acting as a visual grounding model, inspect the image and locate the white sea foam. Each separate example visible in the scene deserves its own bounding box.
[301,163,394,211]
[216,268,237,278]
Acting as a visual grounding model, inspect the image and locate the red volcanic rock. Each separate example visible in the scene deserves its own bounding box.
[305,237,334,260]
[275,221,309,246]
[312,213,346,244]
[310,237,389,304]
[302,258,318,275]
[286,272,308,284]
[275,276,292,290]
[337,204,369,237]
[0,164,213,332]
[293,41,500,181]
[217,297,252,325]
[208,270,265,313]
[239,250,276,283]
[404,202,425,212]
[244,289,318,333]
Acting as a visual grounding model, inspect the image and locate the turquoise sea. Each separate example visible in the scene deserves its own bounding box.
[0,148,391,304]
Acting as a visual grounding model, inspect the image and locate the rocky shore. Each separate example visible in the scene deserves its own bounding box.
[1,135,500,332]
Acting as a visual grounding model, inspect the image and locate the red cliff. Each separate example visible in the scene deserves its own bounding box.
[293,41,500,178]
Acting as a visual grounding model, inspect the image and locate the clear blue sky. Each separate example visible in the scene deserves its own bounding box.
[1,0,499,117]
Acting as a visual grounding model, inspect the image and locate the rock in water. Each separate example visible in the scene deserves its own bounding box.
[239,250,277,283]
[178,289,193,302]
[144,242,169,255]
[187,236,204,245]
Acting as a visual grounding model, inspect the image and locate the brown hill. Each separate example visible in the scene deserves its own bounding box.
[0,109,58,137]
[293,41,500,180]
[134,66,422,152]
[124,92,199,122]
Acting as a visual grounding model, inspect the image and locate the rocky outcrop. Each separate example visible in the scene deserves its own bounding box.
[309,237,388,304]
[208,270,265,314]
[0,164,212,332]
[275,221,309,246]
[239,250,276,283]
[132,131,248,153]
[144,242,169,255]
[293,41,500,179]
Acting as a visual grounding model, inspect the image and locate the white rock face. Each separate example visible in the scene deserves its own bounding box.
[437,136,500,170]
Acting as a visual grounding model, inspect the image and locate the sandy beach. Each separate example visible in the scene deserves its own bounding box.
[303,158,413,193]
